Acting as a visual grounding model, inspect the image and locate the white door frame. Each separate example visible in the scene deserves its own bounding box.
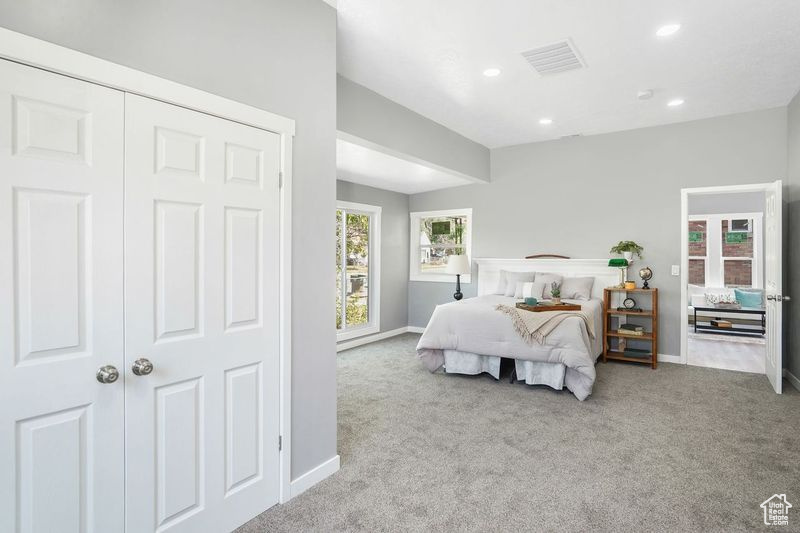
[680,182,773,366]
[0,28,296,503]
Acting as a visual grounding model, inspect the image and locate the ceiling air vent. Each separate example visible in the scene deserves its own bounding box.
[521,39,585,75]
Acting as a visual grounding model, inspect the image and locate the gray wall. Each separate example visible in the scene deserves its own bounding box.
[0,0,338,478]
[337,180,409,336]
[688,192,765,215]
[337,75,490,182]
[788,90,800,380]
[409,108,788,357]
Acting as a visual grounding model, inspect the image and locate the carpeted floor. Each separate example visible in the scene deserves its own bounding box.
[238,333,800,532]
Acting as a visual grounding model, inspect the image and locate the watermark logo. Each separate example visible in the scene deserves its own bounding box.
[761,494,792,526]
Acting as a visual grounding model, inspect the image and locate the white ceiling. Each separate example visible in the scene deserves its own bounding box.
[337,138,475,194]
[337,0,800,148]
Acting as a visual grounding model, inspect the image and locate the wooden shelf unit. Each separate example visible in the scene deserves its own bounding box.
[602,287,658,369]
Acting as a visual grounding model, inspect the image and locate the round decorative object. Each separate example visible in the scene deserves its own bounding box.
[639,266,653,289]
[623,297,636,309]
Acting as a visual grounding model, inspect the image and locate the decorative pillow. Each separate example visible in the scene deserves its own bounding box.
[503,271,536,297]
[560,277,595,300]
[734,288,763,308]
[535,273,563,298]
[516,281,545,299]
[690,294,707,307]
[704,292,736,305]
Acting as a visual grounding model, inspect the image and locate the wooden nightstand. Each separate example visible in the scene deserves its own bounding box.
[602,288,658,369]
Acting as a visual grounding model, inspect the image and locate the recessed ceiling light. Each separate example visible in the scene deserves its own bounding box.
[539,118,553,125]
[667,98,685,107]
[482,68,501,77]
[656,23,681,37]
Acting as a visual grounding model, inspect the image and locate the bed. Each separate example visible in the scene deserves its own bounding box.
[416,258,620,400]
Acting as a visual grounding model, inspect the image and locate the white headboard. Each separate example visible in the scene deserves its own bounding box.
[474,258,620,300]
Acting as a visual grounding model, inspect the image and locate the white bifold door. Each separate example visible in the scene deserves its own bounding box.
[0,60,282,533]
[0,59,126,533]
[124,94,281,532]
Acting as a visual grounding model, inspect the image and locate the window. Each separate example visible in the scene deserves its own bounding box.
[336,201,381,341]
[409,209,472,282]
[687,213,761,288]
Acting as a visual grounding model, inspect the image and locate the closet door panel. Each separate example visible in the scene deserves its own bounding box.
[0,59,125,533]
[124,94,281,533]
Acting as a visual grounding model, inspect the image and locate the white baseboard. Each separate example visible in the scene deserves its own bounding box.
[406,326,425,334]
[290,455,340,499]
[786,369,800,392]
[336,327,409,352]
[657,353,681,364]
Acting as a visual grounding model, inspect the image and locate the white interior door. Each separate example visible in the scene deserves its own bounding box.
[0,60,125,532]
[124,94,281,532]
[764,180,783,393]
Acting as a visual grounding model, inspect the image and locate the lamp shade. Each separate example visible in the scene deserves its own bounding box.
[446,254,470,275]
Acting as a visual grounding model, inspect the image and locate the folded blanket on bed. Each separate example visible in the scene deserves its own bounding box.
[495,305,595,345]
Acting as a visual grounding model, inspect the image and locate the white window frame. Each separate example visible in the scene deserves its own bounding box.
[336,201,381,341]
[409,208,472,283]
[688,212,762,288]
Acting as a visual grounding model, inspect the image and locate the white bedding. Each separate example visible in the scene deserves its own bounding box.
[416,295,603,400]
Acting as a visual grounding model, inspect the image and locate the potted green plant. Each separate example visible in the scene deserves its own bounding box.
[550,281,562,305]
[610,241,644,262]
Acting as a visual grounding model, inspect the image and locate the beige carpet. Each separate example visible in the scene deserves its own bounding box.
[238,333,800,532]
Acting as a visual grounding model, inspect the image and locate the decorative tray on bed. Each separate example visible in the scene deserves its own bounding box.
[516,302,582,312]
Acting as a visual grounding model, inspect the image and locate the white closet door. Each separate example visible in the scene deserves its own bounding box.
[0,60,125,532]
[124,94,281,532]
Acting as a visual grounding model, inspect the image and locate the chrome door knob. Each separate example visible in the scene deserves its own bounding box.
[783,296,791,302]
[132,358,154,376]
[96,365,120,384]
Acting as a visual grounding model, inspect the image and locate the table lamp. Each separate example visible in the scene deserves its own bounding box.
[446,255,470,300]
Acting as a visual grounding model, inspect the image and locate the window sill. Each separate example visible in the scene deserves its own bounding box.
[409,274,472,284]
[336,324,380,342]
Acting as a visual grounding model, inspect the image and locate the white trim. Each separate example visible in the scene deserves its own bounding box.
[410,208,473,283]
[336,201,381,342]
[336,327,411,352]
[289,455,341,499]
[657,353,682,364]
[279,135,293,504]
[681,182,774,367]
[786,370,800,392]
[407,326,426,334]
[0,29,296,506]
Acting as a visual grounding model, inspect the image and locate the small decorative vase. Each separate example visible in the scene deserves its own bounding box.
[623,251,633,262]
[552,297,562,305]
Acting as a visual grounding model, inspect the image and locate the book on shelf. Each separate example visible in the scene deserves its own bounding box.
[622,348,651,358]
[619,323,644,332]
[617,329,645,336]
[710,319,732,328]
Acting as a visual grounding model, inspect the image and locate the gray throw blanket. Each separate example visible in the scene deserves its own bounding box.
[495,305,596,345]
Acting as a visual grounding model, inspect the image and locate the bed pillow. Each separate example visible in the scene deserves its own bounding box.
[535,273,563,298]
[515,281,545,299]
[502,271,536,297]
[560,277,595,300]
[734,288,763,308]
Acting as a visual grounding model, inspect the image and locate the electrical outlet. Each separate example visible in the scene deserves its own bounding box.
[671,265,680,276]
